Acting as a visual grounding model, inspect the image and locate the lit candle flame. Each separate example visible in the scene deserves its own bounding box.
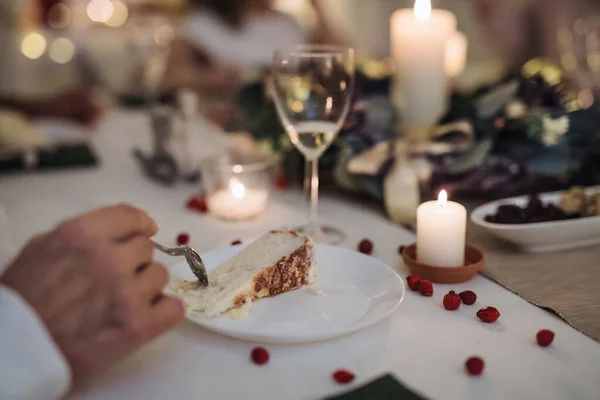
[414,0,431,21]
[438,189,448,208]
[229,178,246,200]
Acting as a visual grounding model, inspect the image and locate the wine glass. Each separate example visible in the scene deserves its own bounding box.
[271,44,355,244]
[301,158,341,240]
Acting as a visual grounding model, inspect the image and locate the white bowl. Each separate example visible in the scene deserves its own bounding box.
[470,187,600,253]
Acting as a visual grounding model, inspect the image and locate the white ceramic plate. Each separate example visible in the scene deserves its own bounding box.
[471,187,600,253]
[169,244,405,344]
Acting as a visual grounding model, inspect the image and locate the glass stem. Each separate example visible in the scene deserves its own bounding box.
[304,159,311,200]
[308,158,319,237]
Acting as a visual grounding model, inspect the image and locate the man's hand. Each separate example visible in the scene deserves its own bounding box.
[36,87,103,126]
[0,205,184,383]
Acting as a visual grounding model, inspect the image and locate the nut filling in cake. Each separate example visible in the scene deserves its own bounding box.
[173,230,316,319]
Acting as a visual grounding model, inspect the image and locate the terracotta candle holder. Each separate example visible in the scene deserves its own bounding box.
[401,243,484,284]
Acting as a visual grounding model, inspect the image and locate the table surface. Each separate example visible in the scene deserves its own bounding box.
[1,110,599,400]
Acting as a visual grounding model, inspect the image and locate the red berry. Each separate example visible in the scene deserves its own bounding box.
[459,290,477,305]
[465,356,484,376]
[443,290,461,310]
[231,239,242,245]
[250,347,269,365]
[477,306,500,323]
[186,196,208,213]
[275,175,289,190]
[332,369,355,384]
[406,274,421,291]
[177,233,189,246]
[358,239,373,255]
[536,329,555,347]
[419,279,433,296]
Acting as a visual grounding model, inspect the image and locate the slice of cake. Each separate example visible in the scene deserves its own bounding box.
[175,230,316,319]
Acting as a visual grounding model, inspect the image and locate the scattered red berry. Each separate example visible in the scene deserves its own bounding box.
[358,239,373,255]
[465,356,485,376]
[459,290,477,305]
[186,195,208,213]
[332,369,355,384]
[231,239,242,245]
[275,175,289,190]
[443,290,461,310]
[250,347,270,365]
[536,329,555,347]
[419,279,433,296]
[477,306,500,323]
[406,274,421,291]
[398,245,405,255]
[177,233,189,246]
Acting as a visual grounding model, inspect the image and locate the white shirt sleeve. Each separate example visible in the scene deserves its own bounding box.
[185,10,307,69]
[0,205,72,400]
[0,286,72,400]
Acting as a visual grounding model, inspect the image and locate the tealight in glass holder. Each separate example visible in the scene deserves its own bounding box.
[201,157,271,221]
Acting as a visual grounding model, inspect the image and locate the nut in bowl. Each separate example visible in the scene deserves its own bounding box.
[470,186,600,253]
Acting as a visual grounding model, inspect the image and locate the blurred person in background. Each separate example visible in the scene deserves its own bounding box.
[182,0,342,71]
[162,0,342,126]
[0,87,102,126]
[184,0,307,71]
[0,0,102,126]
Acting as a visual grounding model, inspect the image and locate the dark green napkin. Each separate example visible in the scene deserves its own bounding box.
[325,374,429,400]
[0,144,99,174]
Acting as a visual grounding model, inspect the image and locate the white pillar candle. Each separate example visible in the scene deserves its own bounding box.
[445,31,468,78]
[390,0,457,128]
[207,177,268,221]
[416,190,466,267]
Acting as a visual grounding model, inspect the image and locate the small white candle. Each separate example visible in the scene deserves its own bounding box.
[390,0,457,128]
[416,190,466,267]
[445,31,468,78]
[207,177,268,221]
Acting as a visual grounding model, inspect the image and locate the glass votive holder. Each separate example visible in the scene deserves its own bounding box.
[201,157,271,221]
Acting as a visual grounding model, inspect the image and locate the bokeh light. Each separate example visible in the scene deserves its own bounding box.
[578,89,594,109]
[105,0,128,27]
[154,24,175,47]
[291,101,304,113]
[561,53,577,72]
[21,32,47,60]
[47,3,72,28]
[87,0,114,23]
[587,52,600,72]
[49,37,76,64]
[573,19,588,36]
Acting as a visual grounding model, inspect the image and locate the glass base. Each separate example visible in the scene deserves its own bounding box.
[294,224,345,245]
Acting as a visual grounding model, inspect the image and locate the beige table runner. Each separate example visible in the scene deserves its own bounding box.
[468,222,600,342]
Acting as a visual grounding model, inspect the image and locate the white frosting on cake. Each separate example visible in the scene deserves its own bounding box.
[175,230,315,319]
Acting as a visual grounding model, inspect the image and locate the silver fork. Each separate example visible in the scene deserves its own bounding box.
[153,241,209,287]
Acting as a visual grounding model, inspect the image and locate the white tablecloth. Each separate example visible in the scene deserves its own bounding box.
[1,110,599,400]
